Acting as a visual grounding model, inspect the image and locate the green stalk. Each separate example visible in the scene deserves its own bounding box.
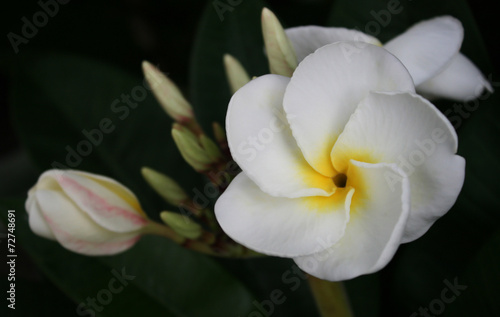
[307,275,354,317]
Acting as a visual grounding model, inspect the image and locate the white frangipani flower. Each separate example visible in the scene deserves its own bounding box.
[285,16,492,101]
[215,42,465,281]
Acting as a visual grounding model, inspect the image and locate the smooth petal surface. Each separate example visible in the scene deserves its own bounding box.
[48,170,148,233]
[215,173,353,257]
[384,16,463,85]
[227,74,335,198]
[332,92,465,242]
[417,53,493,101]
[294,161,410,281]
[26,189,55,240]
[35,190,140,255]
[285,26,382,62]
[284,42,414,177]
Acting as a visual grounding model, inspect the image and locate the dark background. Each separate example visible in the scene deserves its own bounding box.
[0,0,499,316]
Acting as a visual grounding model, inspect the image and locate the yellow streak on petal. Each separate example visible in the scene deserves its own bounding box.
[299,165,336,195]
[299,154,374,215]
[85,176,146,217]
[301,186,354,214]
[344,161,369,217]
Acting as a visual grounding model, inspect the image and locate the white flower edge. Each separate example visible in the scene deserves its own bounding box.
[285,16,491,101]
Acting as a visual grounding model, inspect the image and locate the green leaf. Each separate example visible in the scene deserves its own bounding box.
[189,0,269,132]
[0,199,255,316]
[11,52,199,214]
[442,229,500,316]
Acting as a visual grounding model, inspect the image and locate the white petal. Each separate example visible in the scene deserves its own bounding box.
[294,161,410,281]
[285,26,382,62]
[284,42,414,177]
[417,53,493,101]
[43,170,148,233]
[384,16,464,85]
[227,74,335,198]
[215,173,353,257]
[26,195,55,240]
[35,190,140,255]
[331,91,465,242]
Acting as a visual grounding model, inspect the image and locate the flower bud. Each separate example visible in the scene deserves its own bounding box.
[261,8,298,77]
[160,211,202,239]
[142,60,194,122]
[199,135,222,161]
[141,167,189,206]
[25,169,148,255]
[212,122,227,145]
[223,54,251,94]
[172,124,213,171]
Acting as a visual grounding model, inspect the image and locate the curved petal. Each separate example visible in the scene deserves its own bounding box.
[384,16,464,85]
[332,91,465,242]
[26,191,55,240]
[75,171,147,217]
[215,172,353,257]
[294,161,410,281]
[285,26,382,62]
[417,53,493,101]
[47,171,148,232]
[284,42,415,177]
[36,190,140,255]
[227,74,335,198]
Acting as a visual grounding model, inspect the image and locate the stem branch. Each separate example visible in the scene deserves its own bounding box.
[307,275,354,317]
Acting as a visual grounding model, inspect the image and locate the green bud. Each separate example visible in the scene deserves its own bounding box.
[212,122,226,145]
[141,167,188,206]
[142,61,194,122]
[199,135,222,161]
[160,211,202,239]
[223,54,251,94]
[172,124,212,171]
[261,8,298,77]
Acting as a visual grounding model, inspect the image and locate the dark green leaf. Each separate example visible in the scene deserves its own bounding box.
[189,0,269,132]
[11,52,199,214]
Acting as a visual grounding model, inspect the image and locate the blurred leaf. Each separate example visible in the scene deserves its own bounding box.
[189,0,269,132]
[0,199,255,316]
[442,228,500,316]
[11,52,200,215]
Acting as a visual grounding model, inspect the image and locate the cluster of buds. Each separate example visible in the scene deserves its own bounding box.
[25,7,292,258]
[134,8,294,257]
[139,58,259,257]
